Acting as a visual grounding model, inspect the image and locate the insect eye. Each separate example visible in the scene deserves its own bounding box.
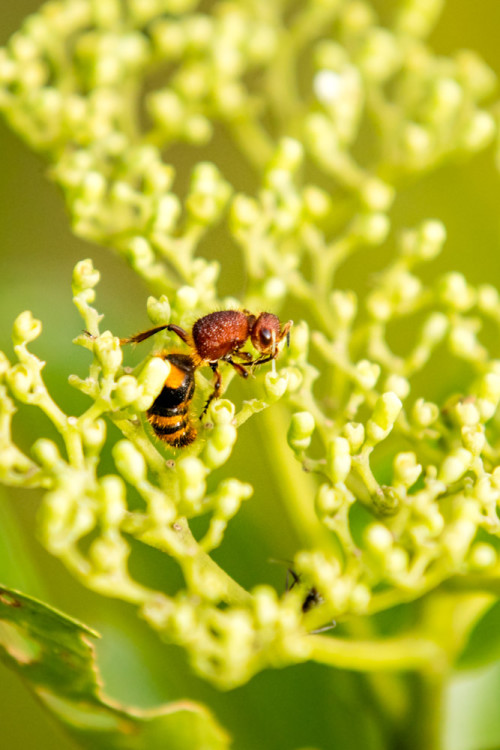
[260,328,272,345]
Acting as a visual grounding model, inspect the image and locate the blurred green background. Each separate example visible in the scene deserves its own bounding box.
[3,2,500,749]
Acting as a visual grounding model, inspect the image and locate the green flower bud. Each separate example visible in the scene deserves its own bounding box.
[366,392,402,443]
[81,170,106,202]
[343,422,365,453]
[303,185,332,218]
[462,110,495,152]
[352,212,390,245]
[6,364,36,401]
[114,375,141,407]
[32,438,62,468]
[393,452,422,488]
[262,277,287,303]
[402,123,432,163]
[469,542,497,570]
[387,547,409,576]
[147,295,171,325]
[135,357,170,411]
[354,359,381,390]
[454,400,480,426]
[99,475,127,528]
[350,584,371,612]
[208,399,235,426]
[271,137,304,171]
[254,586,279,627]
[231,194,261,228]
[72,258,100,294]
[443,518,477,565]
[216,479,253,518]
[365,523,393,553]
[175,286,199,311]
[12,311,42,345]
[177,456,207,506]
[90,535,128,574]
[126,237,155,270]
[315,483,352,519]
[210,423,238,454]
[360,178,394,211]
[449,324,486,361]
[477,284,499,313]
[287,321,309,359]
[113,440,146,485]
[330,290,357,327]
[204,427,237,470]
[438,448,473,483]
[287,411,315,451]
[326,437,351,483]
[439,272,476,311]
[421,312,449,344]
[400,220,446,260]
[477,373,500,420]
[93,332,123,376]
[81,419,106,453]
[264,371,289,401]
[0,351,11,377]
[461,425,485,456]
[412,398,439,427]
[366,290,391,321]
[384,374,410,400]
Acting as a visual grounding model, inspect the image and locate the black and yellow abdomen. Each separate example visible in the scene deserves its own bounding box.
[147,352,197,447]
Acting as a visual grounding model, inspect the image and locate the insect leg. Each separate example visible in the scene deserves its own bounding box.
[200,362,222,417]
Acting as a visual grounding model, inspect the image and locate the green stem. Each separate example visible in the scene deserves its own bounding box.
[307,632,444,671]
[258,405,336,553]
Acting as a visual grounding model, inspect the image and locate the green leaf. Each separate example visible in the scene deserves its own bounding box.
[0,584,230,750]
[456,600,500,671]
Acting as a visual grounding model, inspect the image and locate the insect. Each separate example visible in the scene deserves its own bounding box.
[286,568,323,613]
[120,310,292,415]
[142,351,197,447]
[283,566,336,633]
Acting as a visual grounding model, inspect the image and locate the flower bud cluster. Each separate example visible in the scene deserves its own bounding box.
[4,0,500,695]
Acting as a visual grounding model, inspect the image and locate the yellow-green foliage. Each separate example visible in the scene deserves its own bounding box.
[2,0,500,734]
